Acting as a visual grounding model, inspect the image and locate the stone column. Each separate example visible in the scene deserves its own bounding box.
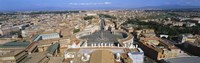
[101,43,103,47]
[91,43,93,47]
[94,43,96,47]
[118,44,120,47]
[136,45,138,48]
[111,44,113,47]
[98,43,100,47]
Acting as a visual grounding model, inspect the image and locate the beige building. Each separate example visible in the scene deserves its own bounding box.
[138,37,181,60]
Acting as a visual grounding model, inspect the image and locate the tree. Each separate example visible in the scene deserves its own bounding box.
[73,29,80,33]
[84,16,94,20]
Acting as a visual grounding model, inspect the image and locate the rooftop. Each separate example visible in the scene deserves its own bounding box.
[89,50,115,63]
[48,57,64,63]
[140,38,178,52]
[0,50,24,57]
[47,43,59,54]
[0,41,30,48]
[24,52,47,63]
[161,56,200,63]
[33,33,60,41]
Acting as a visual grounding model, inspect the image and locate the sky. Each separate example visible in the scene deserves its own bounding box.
[0,0,200,11]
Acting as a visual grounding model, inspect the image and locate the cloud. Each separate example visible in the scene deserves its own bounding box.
[69,2,111,5]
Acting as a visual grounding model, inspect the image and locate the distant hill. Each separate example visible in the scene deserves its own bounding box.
[1,5,200,12]
[134,5,200,10]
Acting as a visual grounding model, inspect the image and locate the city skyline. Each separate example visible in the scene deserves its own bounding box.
[1,0,200,11]
[0,4,200,63]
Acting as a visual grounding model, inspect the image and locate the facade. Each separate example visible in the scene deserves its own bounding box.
[181,35,200,56]
[176,34,200,56]
[178,34,196,43]
[172,22,184,27]
[128,47,144,63]
[192,18,200,24]
[0,29,3,36]
[1,27,20,36]
[183,42,200,56]
[186,23,196,27]
[140,29,157,38]
[21,30,37,38]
